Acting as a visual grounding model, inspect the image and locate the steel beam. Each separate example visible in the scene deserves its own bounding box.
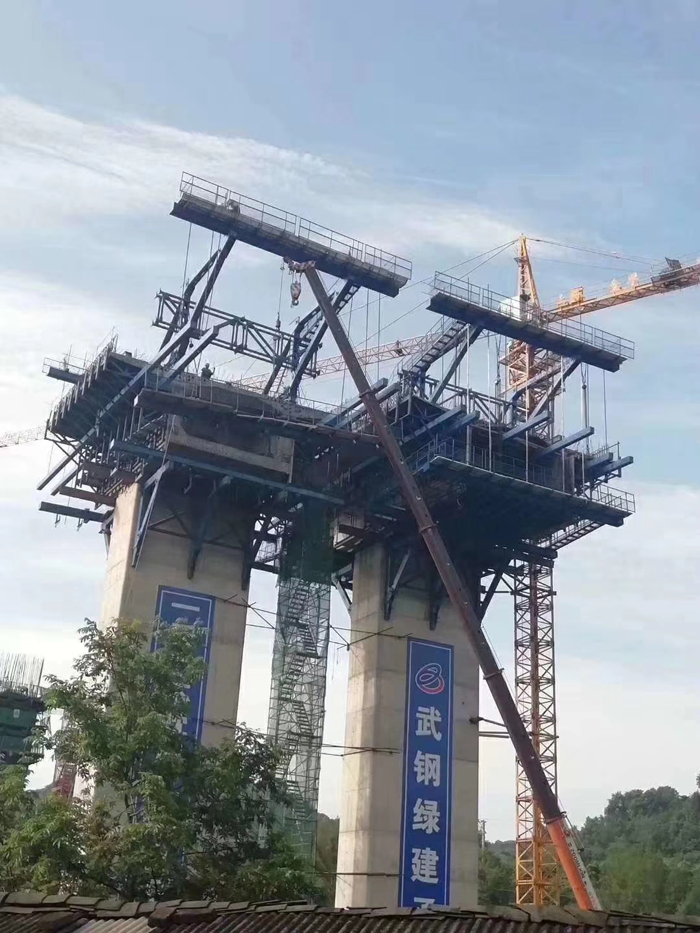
[110,439,345,506]
[537,427,594,458]
[159,323,226,387]
[287,283,359,399]
[503,411,552,441]
[57,485,117,507]
[322,378,388,428]
[384,548,412,620]
[402,409,480,445]
[39,501,105,523]
[590,455,633,477]
[189,236,236,333]
[159,251,219,349]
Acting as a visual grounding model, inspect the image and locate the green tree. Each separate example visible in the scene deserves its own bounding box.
[597,845,669,913]
[578,783,700,914]
[0,619,322,902]
[478,846,515,904]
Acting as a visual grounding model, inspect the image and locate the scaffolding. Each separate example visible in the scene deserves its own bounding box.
[0,652,46,766]
[267,504,332,857]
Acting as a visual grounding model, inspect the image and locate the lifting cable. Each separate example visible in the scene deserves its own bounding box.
[528,237,657,265]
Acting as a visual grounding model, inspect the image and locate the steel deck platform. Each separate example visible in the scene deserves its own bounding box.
[429,273,634,372]
[172,174,412,298]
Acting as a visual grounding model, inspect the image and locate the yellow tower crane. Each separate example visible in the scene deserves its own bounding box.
[508,237,700,906]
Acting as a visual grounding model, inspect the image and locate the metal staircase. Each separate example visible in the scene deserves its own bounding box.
[401,320,468,382]
[267,508,332,858]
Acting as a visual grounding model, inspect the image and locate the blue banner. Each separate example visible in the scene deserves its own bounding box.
[399,637,454,907]
[154,585,215,743]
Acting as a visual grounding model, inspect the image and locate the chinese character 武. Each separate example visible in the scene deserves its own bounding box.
[411,846,439,884]
[413,750,441,787]
[416,705,442,740]
[412,797,440,834]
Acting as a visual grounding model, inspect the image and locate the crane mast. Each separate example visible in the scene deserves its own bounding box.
[507,237,700,906]
[506,236,562,906]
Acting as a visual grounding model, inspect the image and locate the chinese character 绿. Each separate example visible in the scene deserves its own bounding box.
[413,750,441,787]
[411,846,439,884]
[416,705,442,740]
[412,797,440,834]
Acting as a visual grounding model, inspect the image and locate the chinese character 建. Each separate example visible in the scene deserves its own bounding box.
[411,846,439,884]
[414,750,441,787]
[412,797,440,834]
[416,705,442,740]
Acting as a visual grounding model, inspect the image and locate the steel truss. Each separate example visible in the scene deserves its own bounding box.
[508,237,562,905]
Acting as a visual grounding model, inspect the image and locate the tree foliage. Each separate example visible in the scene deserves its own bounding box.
[475,784,700,911]
[478,845,515,905]
[578,784,700,914]
[0,619,322,902]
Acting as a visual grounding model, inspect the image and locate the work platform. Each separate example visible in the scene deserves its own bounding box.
[41,337,634,577]
[429,273,635,371]
[172,174,412,297]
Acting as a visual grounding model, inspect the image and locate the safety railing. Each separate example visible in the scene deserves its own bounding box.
[409,436,635,513]
[180,173,412,281]
[432,273,635,360]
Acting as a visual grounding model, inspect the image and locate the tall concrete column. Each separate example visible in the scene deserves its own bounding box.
[335,544,479,908]
[100,482,250,746]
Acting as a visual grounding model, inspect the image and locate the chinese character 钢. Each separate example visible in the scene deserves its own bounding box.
[411,846,439,884]
[416,705,442,740]
[412,797,440,834]
[413,750,441,786]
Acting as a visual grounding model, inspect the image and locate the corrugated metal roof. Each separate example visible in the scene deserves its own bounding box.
[2,894,700,933]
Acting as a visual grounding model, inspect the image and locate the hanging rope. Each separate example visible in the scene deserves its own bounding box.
[364,288,369,356]
[377,295,382,382]
[341,294,355,405]
[180,223,192,297]
[487,330,493,470]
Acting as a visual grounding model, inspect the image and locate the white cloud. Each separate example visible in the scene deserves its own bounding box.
[0,95,345,227]
[0,94,522,260]
[0,271,132,431]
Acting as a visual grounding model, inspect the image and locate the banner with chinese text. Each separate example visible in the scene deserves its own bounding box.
[399,637,454,907]
[153,585,215,743]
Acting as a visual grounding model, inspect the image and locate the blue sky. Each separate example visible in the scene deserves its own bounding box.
[0,0,699,841]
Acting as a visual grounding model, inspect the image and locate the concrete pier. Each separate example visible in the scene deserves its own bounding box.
[335,544,480,909]
[100,483,250,746]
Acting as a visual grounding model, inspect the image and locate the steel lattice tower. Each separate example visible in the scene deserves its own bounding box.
[505,237,561,905]
[513,562,560,904]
